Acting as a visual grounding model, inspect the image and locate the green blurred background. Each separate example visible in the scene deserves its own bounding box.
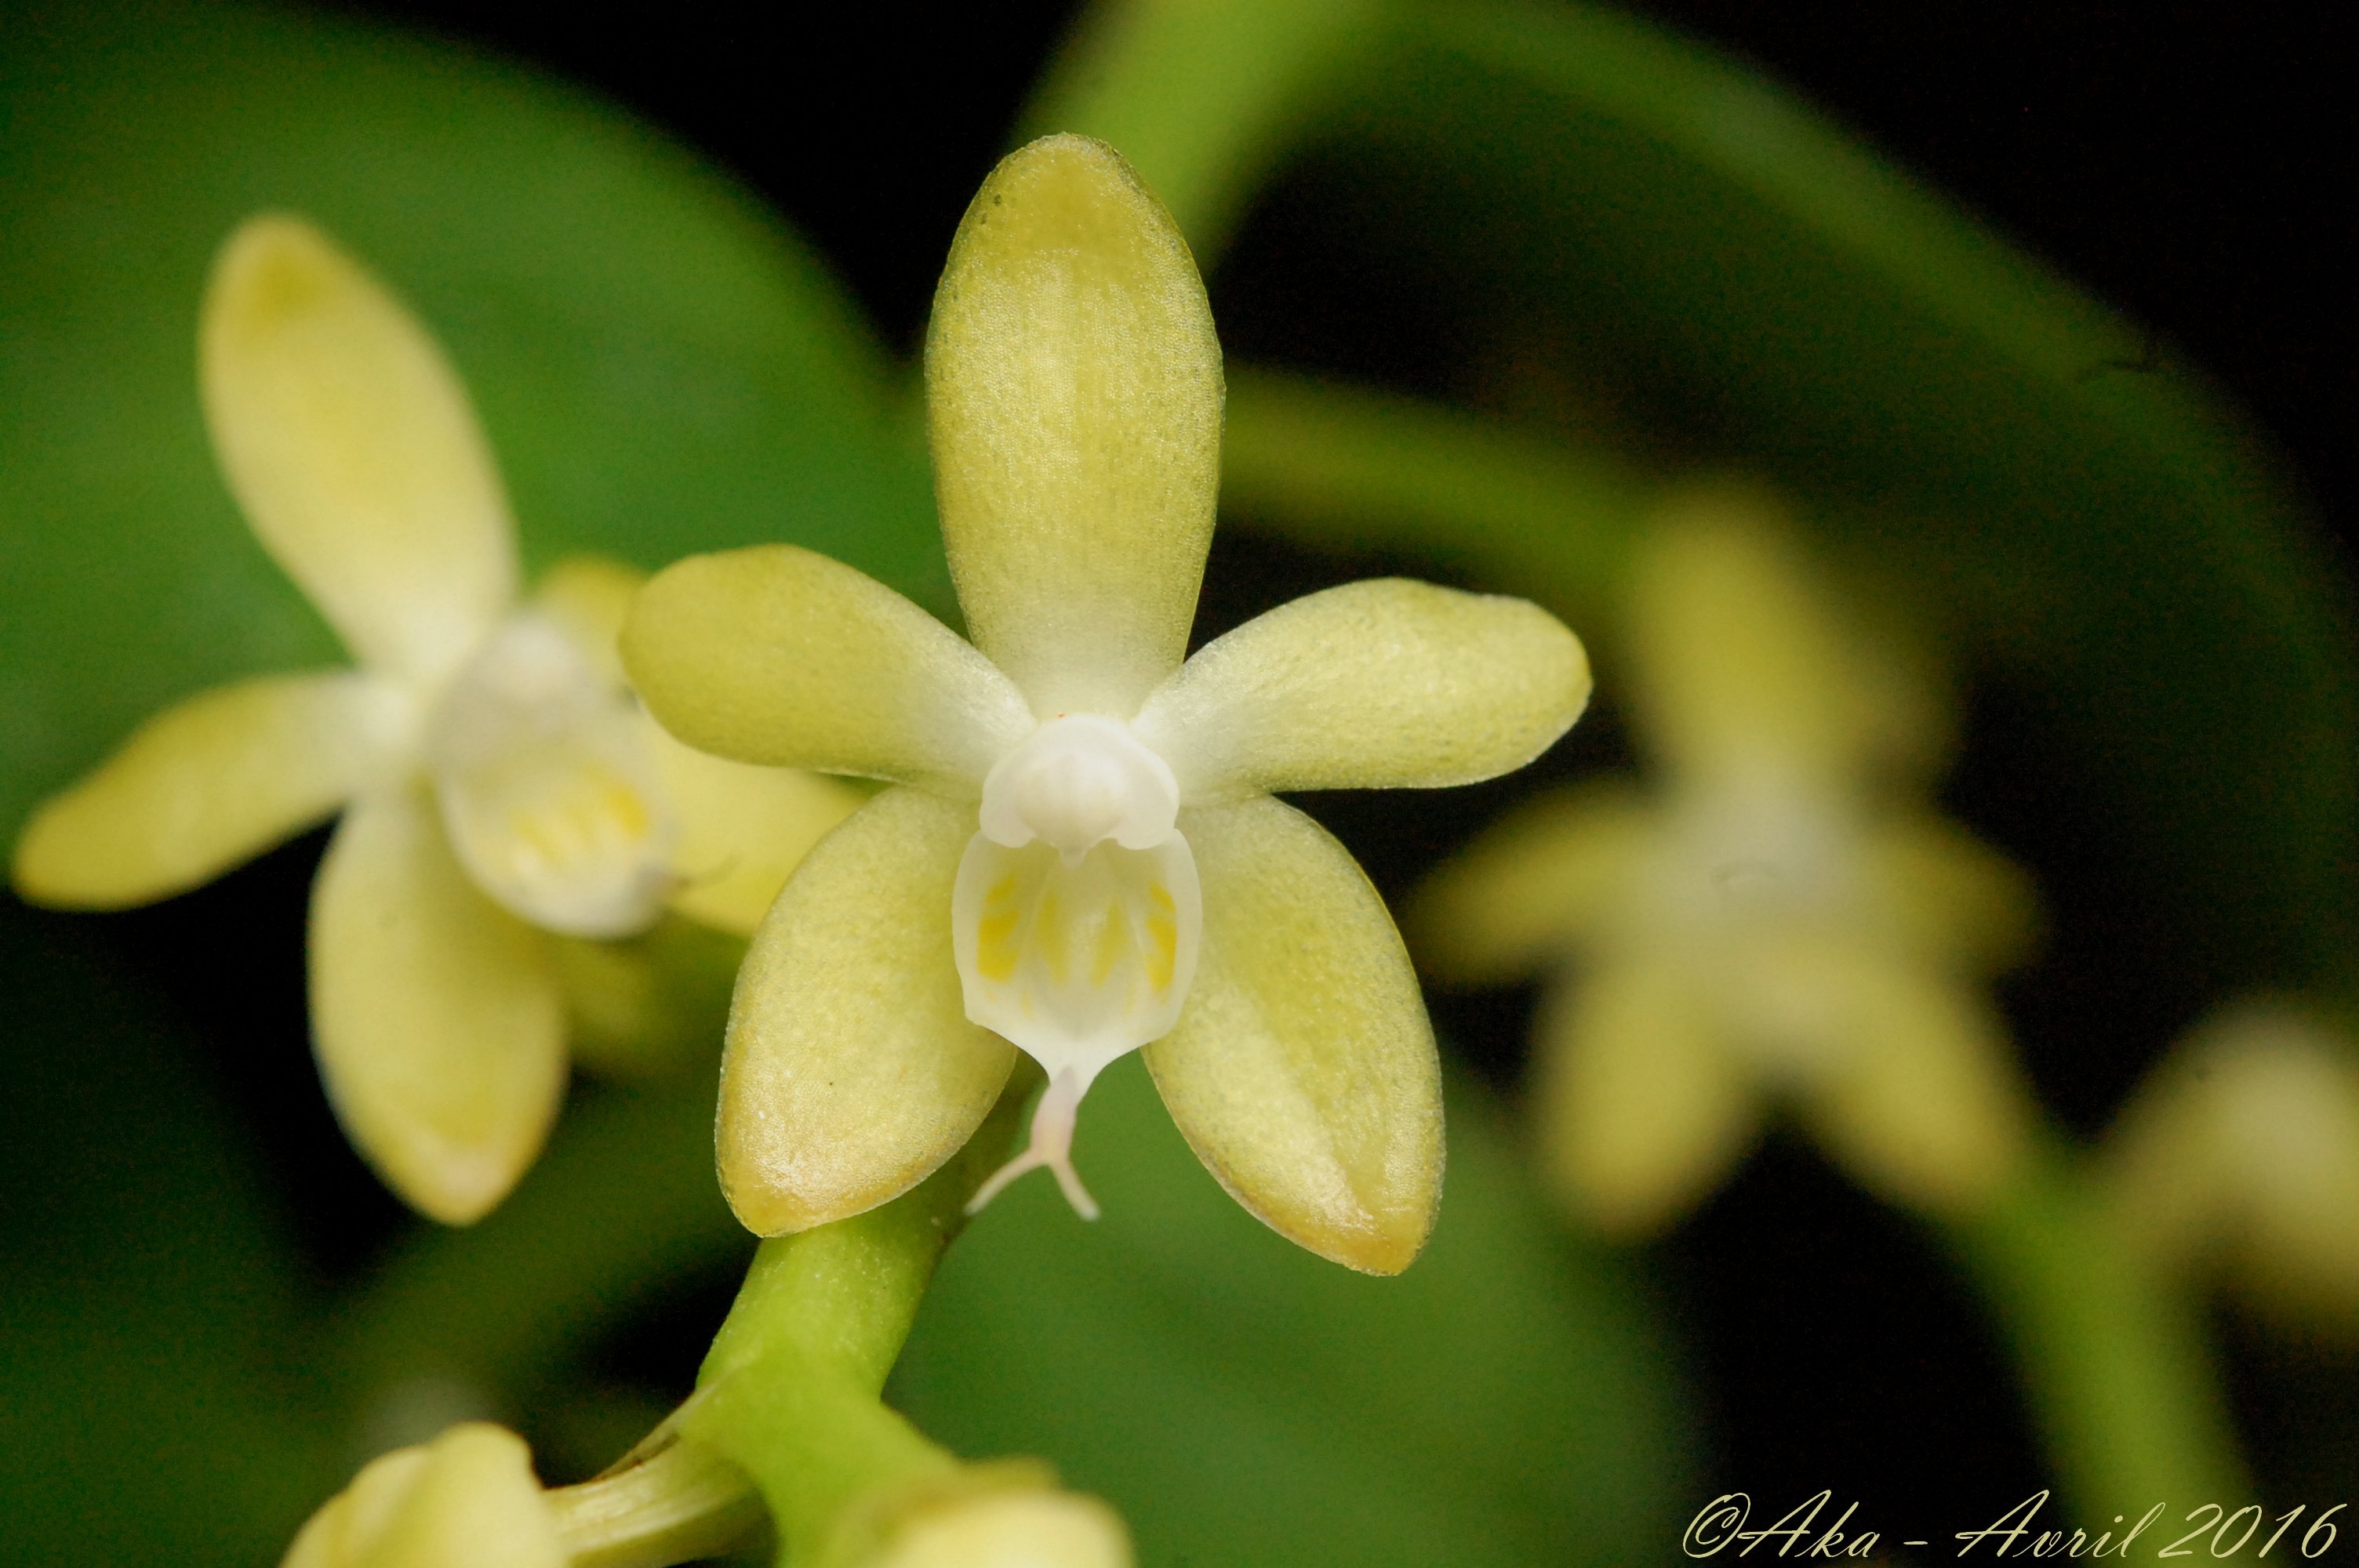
[4,0,2354,1561]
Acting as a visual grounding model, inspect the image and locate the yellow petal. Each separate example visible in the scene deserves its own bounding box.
[282,1424,563,1568]
[1133,578,1590,799]
[202,215,516,684]
[530,553,647,689]
[1628,490,1874,783]
[623,546,1033,792]
[926,133,1223,717]
[13,671,400,909]
[1140,797,1440,1274]
[648,715,865,936]
[1533,956,1759,1236]
[311,785,566,1225]
[1861,815,2040,975]
[718,786,1016,1235]
[1791,945,2028,1215]
[1406,783,1652,984]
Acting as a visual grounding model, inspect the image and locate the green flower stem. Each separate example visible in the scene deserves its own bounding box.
[547,1434,769,1568]
[1939,1138,2248,1518]
[674,1077,1035,1563]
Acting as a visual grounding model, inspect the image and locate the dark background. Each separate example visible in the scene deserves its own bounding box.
[118,0,2359,1549]
[336,0,2357,546]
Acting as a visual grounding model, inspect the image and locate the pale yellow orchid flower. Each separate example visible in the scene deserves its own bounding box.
[2105,1002,2359,1329]
[1416,491,2034,1236]
[11,216,856,1224]
[623,134,1590,1274]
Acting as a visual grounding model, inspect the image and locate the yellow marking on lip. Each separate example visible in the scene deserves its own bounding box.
[976,909,1022,982]
[1145,909,1176,990]
[1035,891,1068,983]
[504,769,654,874]
[1091,902,1130,985]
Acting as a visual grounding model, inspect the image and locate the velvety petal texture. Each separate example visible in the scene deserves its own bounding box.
[1136,579,1590,800]
[13,670,402,908]
[718,786,1017,1235]
[623,545,1033,792]
[925,134,1223,717]
[1143,797,1441,1274]
[311,786,566,1225]
[282,1424,562,1568]
[202,216,514,686]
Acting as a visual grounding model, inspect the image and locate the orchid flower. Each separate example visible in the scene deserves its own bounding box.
[623,134,1590,1274]
[11,216,857,1224]
[1416,492,2033,1235]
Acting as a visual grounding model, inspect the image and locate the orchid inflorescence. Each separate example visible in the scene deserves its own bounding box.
[24,114,2342,1568]
[13,134,1590,1564]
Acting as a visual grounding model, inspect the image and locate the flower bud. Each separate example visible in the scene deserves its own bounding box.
[871,1488,1135,1568]
[282,1423,562,1568]
[2107,1001,2359,1323]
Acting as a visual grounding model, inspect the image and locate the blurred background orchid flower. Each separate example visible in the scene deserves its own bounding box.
[1414,490,2036,1233]
[11,216,857,1223]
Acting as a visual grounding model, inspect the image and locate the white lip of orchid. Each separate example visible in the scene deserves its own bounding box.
[958,712,1199,1218]
[424,612,677,940]
[978,713,1181,863]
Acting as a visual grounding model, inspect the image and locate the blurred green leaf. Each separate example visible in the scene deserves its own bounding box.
[0,896,329,1564]
[1219,365,1653,626]
[0,0,940,842]
[890,1054,1692,1566]
[325,1067,751,1417]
